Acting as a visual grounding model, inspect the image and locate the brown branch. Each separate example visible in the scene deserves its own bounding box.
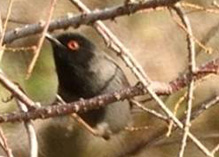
[2,0,181,44]
[167,57,219,94]
[0,83,145,123]
[0,56,219,123]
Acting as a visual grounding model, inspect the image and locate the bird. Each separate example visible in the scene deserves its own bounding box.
[45,32,131,140]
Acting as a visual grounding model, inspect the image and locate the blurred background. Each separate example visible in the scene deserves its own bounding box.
[0,0,219,156]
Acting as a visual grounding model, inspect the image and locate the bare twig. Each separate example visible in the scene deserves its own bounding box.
[182,2,219,14]
[0,0,14,63]
[0,0,14,46]
[190,95,219,121]
[166,91,187,137]
[0,128,13,157]
[130,99,168,122]
[16,100,38,157]
[211,143,219,155]
[173,4,197,157]
[0,12,4,63]
[169,6,212,54]
[0,69,37,110]
[26,0,57,79]
[153,133,219,147]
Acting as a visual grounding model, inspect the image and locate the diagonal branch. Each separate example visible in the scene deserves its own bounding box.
[0,69,36,110]
[26,0,57,78]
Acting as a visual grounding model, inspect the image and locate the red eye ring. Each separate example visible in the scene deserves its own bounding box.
[67,40,79,51]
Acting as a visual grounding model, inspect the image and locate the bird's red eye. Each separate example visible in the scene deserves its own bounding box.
[67,40,79,51]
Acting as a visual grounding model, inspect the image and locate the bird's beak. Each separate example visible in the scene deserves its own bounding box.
[45,33,66,49]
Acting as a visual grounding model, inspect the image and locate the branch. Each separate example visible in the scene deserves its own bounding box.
[16,100,38,157]
[0,83,145,123]
[172,4,196,157]
[0,69,36,110]
[3,0,181,44]
[0,56,219,122]
[26,0,57,78]
[0,62,218,123]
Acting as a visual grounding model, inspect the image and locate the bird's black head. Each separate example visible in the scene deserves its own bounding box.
[47,33,99,97]
[47,33,96,66]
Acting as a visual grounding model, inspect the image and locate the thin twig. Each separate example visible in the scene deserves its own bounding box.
[0,128,13,157]
[166,91,187,137]
[56,95,106,138]
[130,99,168,122]
[182,2,219,14]
[0,0,14,63]
[211,143,219,155]
[173,4,197,157]
[169,6,212,54]
[16,100,38,157]
[26,0,57,79]
[0,0,14,46]
[153,133,219,147]
[190,95,219,121]
[0,69,37,110]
